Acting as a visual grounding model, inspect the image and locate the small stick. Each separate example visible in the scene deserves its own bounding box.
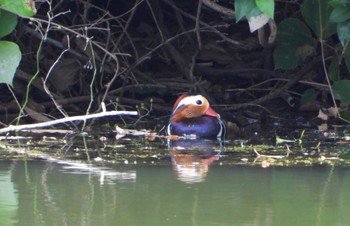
[285,144,291,157]
[0,110,138,134]
[253,148,286,159]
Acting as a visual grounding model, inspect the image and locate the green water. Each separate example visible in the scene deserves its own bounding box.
[1,160,350,226]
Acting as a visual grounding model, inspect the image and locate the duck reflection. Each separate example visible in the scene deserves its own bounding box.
[168,139,223,183]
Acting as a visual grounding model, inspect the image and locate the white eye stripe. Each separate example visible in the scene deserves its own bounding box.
[176,95,204,109]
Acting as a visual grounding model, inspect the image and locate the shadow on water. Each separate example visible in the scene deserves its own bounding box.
[2,132,350,225]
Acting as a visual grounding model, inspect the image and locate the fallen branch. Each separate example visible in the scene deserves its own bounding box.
[0,110,138,134]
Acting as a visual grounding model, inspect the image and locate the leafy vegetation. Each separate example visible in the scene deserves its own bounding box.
[235,0,350,116]
[273,18,317,69]
[0,0,36,86]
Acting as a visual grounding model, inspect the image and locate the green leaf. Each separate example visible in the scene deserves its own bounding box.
[332,80,350,105]
[235,0,261,22]
[344,44,350,73]
[329,55,340,82]
[255,0,274,19]
[0,0,36,17]
[0,41,21,86]
[337,20,350,46]
[273,18,317,70]
[301,88,318,104]
[0,9,17,38]
[245,4,262,19]
[301,0,337,39]
[329,5,350,23]
[329,0,350,8]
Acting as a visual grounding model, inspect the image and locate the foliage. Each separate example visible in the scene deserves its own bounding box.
[0,0,36,17]
[0,10,17,38]
[274,1,336,70]
[0,0,36,86]
[267,0,350,108]
[0,41,21,85]
[332,80,350,105]
[273,18,317,70]
[234,0,274,20]
[301,0,336,39]
[300,88,319,105]
[255,0,274,19]
[234,0,274,32]
[234,0,350,107]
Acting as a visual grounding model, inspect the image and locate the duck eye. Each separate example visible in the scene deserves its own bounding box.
[196,99,203,105]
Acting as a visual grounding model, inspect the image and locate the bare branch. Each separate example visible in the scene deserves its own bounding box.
[0,110,138,134]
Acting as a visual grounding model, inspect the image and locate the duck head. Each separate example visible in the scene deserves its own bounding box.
[170,94,221,122]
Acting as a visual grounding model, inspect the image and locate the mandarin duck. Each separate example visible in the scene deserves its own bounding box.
[166,94,225,139]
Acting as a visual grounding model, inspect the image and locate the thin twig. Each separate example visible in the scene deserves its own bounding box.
[195,0,203,49]
[0,110,138,134]
[163,0,243,47]
[43,35,70,117]
[253,148,286,159]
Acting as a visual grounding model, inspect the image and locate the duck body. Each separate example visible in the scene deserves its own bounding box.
[169,117,224,139]
[166,94,225,139]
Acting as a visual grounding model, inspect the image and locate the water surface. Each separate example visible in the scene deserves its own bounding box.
[1,160,350,226]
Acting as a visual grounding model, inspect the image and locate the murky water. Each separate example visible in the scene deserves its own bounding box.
[1,159,350,226]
